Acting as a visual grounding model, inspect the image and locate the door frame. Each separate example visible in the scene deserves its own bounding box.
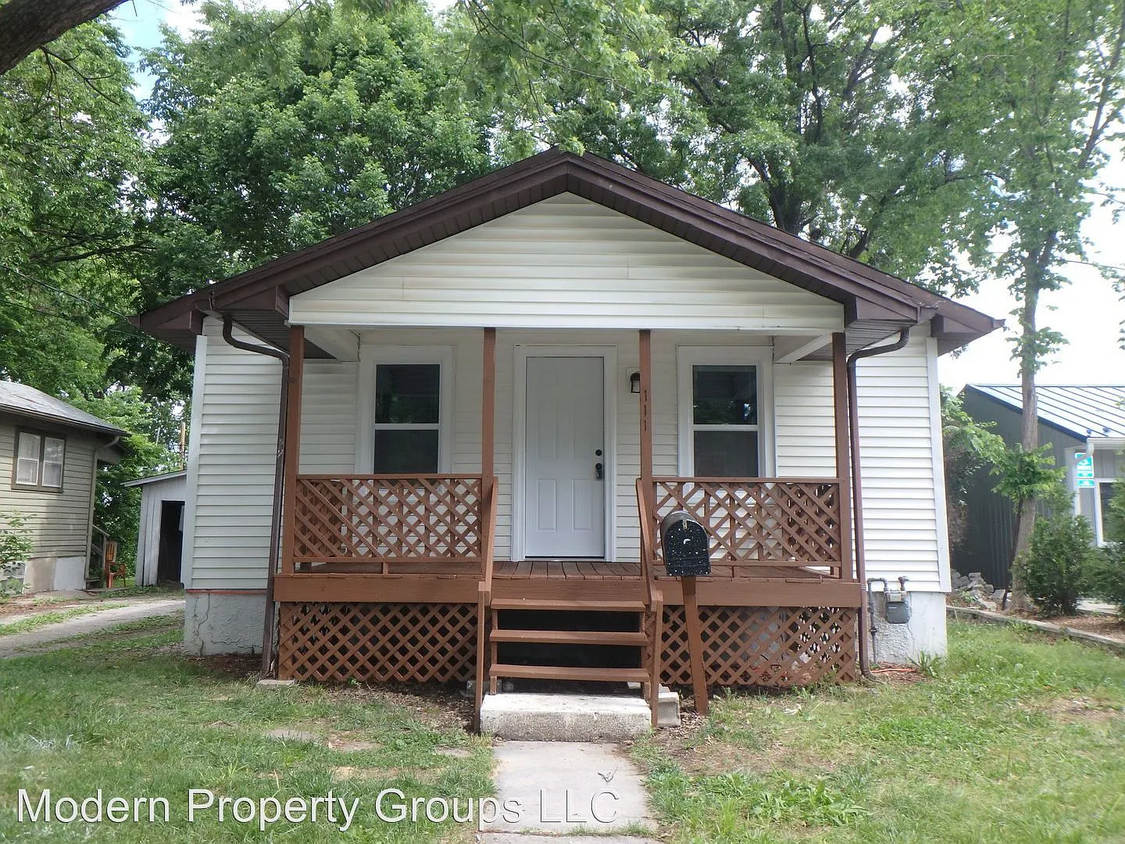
[512,345,618,561]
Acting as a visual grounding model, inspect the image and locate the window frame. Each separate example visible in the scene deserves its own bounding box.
[356,345,454,474]
[1092,477,1120,546]
[676,346,774,478]
[12,428,66,493]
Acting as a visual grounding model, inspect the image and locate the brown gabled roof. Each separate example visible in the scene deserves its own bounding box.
[134,148,1000,357]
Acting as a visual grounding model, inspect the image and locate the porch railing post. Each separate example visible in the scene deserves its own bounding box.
[482,328,496,483]
[639,329,653,490]
[281,324,305,576]
[831,332,854,581]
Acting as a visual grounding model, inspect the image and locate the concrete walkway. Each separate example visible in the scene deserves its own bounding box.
[481,741,659,844]
[0,598,184,658]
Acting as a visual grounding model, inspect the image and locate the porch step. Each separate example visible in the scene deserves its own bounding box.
[489,629,648,646]
[480,692,652,741]
[490,598,647,612]
[489,664,650,683]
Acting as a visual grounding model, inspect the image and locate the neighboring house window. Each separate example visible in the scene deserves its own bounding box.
[14,431,65,491]
[373,363,442,473]
[1094,479,1120,546]
[678,347,773,477]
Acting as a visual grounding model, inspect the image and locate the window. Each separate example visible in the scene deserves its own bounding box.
[373,363,442,473]
[14,431,65,490]
[678,348,772,478]
[1095,480,1122,546]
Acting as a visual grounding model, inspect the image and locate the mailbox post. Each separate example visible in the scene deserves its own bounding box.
[661,511,710,715]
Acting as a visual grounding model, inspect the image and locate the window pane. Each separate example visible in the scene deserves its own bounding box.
[375,364,440,424]
[41,438,64,487]
[693,365,757,425]
[694,430,758,478]
[1101,482,1118,540]
[374,429,439,473]
[16,433,40,484]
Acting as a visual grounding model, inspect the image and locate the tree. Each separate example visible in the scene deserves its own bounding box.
[72,388,183,575]
[914,0,1125,607]
[114,0,494,395]
[455,0,980,287]
[941,389,1005,558]
[0,0,129,75]
[0,22,145,396]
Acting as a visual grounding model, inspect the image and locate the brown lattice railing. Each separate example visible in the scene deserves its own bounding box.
[645,477,845,578]
[292,474,485,573]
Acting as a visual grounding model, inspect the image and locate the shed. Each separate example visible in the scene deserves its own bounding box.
[124,471,187,586]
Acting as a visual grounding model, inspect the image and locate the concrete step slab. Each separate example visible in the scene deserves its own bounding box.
[481,693,652,741]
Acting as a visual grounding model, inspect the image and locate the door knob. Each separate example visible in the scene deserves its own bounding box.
[595,462,604,480]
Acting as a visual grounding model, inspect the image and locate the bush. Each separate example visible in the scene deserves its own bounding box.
[1085,542,1125,617]
[1014,513,1098,617]
[0,511,32,597]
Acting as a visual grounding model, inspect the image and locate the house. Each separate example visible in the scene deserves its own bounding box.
[957,384,1125,587]
[133,150,998,723]
[0,381,127,592]
[123,471,186,586]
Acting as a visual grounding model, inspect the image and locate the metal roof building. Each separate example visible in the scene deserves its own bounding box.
[957,384,1125,589]
[966,384,1125,439]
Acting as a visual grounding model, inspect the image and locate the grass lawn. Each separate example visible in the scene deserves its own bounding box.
[634,620,1125,843]
[3,614,1123,842]
[0,614,492,842]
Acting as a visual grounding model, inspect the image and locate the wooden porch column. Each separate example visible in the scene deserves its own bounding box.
[639,329,653,491]
[831,332,855,581]
[281,324,305,575]
[482,328,496,481]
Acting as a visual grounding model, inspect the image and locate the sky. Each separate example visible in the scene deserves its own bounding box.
[110,1,1125,392]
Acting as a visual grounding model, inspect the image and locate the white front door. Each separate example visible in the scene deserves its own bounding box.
[524,356,605,558]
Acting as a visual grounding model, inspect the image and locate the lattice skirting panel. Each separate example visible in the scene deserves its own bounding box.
[660,606,856,687]
[277,602,477,683]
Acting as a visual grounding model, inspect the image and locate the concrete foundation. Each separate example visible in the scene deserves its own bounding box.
[184,591,266,655]
[22,555,87,593]
[867,590,947,665]
[481,693,652,741]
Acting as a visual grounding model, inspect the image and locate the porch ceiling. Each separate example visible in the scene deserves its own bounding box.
[132,149,1000,359]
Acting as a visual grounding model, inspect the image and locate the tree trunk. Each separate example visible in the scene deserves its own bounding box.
[0,0,127,76]
[1008,273,1041,611]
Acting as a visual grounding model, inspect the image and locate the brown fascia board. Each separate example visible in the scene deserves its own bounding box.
[135,148,999,349]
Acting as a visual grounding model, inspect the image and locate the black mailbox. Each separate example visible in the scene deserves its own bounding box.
[660,511,710,577]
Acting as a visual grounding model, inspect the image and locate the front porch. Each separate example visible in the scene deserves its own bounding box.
[269,325,863,727]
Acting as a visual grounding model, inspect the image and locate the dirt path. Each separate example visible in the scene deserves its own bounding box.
[0,598,184,658]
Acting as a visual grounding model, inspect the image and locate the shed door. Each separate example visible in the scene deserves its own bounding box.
[524,357,605,558]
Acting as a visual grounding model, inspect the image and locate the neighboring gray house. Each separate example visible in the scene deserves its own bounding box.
[958,384,1125,587]
[0,382,127,591]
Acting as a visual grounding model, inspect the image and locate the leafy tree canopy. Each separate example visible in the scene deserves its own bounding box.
[0,23,144,396]
[454,0,981,288]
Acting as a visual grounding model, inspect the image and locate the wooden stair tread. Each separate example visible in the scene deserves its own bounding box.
[490,598,646,612]
[489,664,649,682]
[489,629,647,645]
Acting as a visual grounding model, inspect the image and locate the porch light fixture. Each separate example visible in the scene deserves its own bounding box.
[629,371,641,394]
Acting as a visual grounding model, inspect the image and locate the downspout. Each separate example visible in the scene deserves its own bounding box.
[220,316,289,676]
[847,328,911,678]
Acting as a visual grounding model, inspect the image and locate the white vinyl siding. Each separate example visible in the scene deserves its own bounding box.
[290,194,844,332]
[0,418,98,558]
[774,362,837,477]
[854,333,947,591]
[185,323,357,590]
